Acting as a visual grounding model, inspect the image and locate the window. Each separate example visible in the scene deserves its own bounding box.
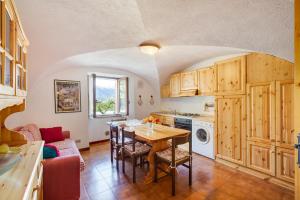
[89,74,129,117]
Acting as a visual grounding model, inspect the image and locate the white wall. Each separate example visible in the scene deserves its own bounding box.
[6,66,160,149]
[160,96,214,116]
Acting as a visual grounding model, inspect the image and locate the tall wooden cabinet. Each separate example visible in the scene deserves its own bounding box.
[246,82,276,175]
[215,95,246,165]
[214,53,294,189]
[275,80,295,183]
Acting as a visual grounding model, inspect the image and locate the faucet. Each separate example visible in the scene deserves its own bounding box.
[174,109,177,115]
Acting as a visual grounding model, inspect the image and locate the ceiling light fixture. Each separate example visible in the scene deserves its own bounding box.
[139,42,160,55]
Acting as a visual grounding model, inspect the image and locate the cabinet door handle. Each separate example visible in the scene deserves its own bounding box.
[295,134,300,168]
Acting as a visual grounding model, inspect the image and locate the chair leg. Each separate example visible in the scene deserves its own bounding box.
[122,149,125,174]
[110,142,113,164]
[116,146,119,171]
[189,158,192,186]
[140,156,143,168]
[132,156,136,183]
[171,167,176,196]
[154,155,158,183]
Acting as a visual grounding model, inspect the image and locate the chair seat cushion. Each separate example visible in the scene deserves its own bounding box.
[124,142,151,155]
[156,148,190,163]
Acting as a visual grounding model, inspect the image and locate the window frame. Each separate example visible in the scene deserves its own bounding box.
[91,74,129,118]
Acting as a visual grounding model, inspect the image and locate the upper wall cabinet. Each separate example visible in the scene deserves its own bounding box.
[169,73,181,97]
[180,71,197,91]
[215,56,246,95]
[247,53,294,83]
[198,67,215,96]
[0,0,28,97]
[160,84,170,98]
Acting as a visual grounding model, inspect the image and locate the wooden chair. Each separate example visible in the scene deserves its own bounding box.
[154,133,192,196]
[121,127,151,183]
[109,122,131,171]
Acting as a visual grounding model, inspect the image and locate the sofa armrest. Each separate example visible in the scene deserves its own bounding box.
[62,130,71,139]
[42,155,80,200]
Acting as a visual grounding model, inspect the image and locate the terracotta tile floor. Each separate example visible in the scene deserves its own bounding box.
[80,142,294,200]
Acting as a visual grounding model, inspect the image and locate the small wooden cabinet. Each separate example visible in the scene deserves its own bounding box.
[160,84,170,98]
[180,71,197,91]
[215,56,246,95]
[198,67,215,96]
[0,141,44,200]
[247,141,276,175]
[215,95,246,165]
[276,147,295,183]
[169,73,181,97]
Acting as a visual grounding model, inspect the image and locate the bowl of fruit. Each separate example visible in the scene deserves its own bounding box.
[0,144,21,176]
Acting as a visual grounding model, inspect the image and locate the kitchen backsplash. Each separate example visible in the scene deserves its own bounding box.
[160,96,215,116]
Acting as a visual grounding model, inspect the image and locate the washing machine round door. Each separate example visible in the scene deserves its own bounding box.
[196,128,210,144]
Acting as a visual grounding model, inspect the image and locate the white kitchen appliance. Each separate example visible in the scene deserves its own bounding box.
[192,120,214,159]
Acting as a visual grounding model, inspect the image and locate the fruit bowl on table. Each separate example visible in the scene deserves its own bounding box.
[0,145,21,176]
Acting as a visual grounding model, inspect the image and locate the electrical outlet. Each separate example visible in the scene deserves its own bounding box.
[105,131,109,136]
[75,139,81,143]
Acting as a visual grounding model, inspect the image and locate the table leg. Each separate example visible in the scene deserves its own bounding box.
[144,140,170,184]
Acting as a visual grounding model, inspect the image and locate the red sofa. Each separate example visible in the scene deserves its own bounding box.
[14,124,85,200]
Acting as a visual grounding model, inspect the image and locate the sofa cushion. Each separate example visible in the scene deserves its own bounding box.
[43,144,60,159]
[49,139,85,171]
[18,129,35,141]
[23,124,42,141]
[40,127,64,143]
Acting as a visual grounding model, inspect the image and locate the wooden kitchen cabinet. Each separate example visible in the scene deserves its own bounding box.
[247,82,276,144]
[180,70,197,91]
[169,73,181,97]
[160,84,170,98]
[275,80,294,149]
[276,147,295,183]
[215,95,246,165]
[247,141,276,175]
[198,67,215,96]
[215,56,246,95]
[247,53,294,84]
[246,82,276,175]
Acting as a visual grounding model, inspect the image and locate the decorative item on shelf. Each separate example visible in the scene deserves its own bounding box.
[149,95,154,105]
[143,116,160,130]
[138,95,143,106]
[54,80,81,113]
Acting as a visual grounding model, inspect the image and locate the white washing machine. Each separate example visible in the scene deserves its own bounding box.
[192,120,214,159]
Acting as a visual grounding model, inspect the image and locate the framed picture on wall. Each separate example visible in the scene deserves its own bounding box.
[54,79,81,113]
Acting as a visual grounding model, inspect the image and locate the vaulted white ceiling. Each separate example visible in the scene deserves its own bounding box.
[15,0,293,88]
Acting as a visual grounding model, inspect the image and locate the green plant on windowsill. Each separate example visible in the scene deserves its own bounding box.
[96,99,115,114]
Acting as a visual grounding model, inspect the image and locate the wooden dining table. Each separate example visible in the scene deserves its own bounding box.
[109,121,190,184]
